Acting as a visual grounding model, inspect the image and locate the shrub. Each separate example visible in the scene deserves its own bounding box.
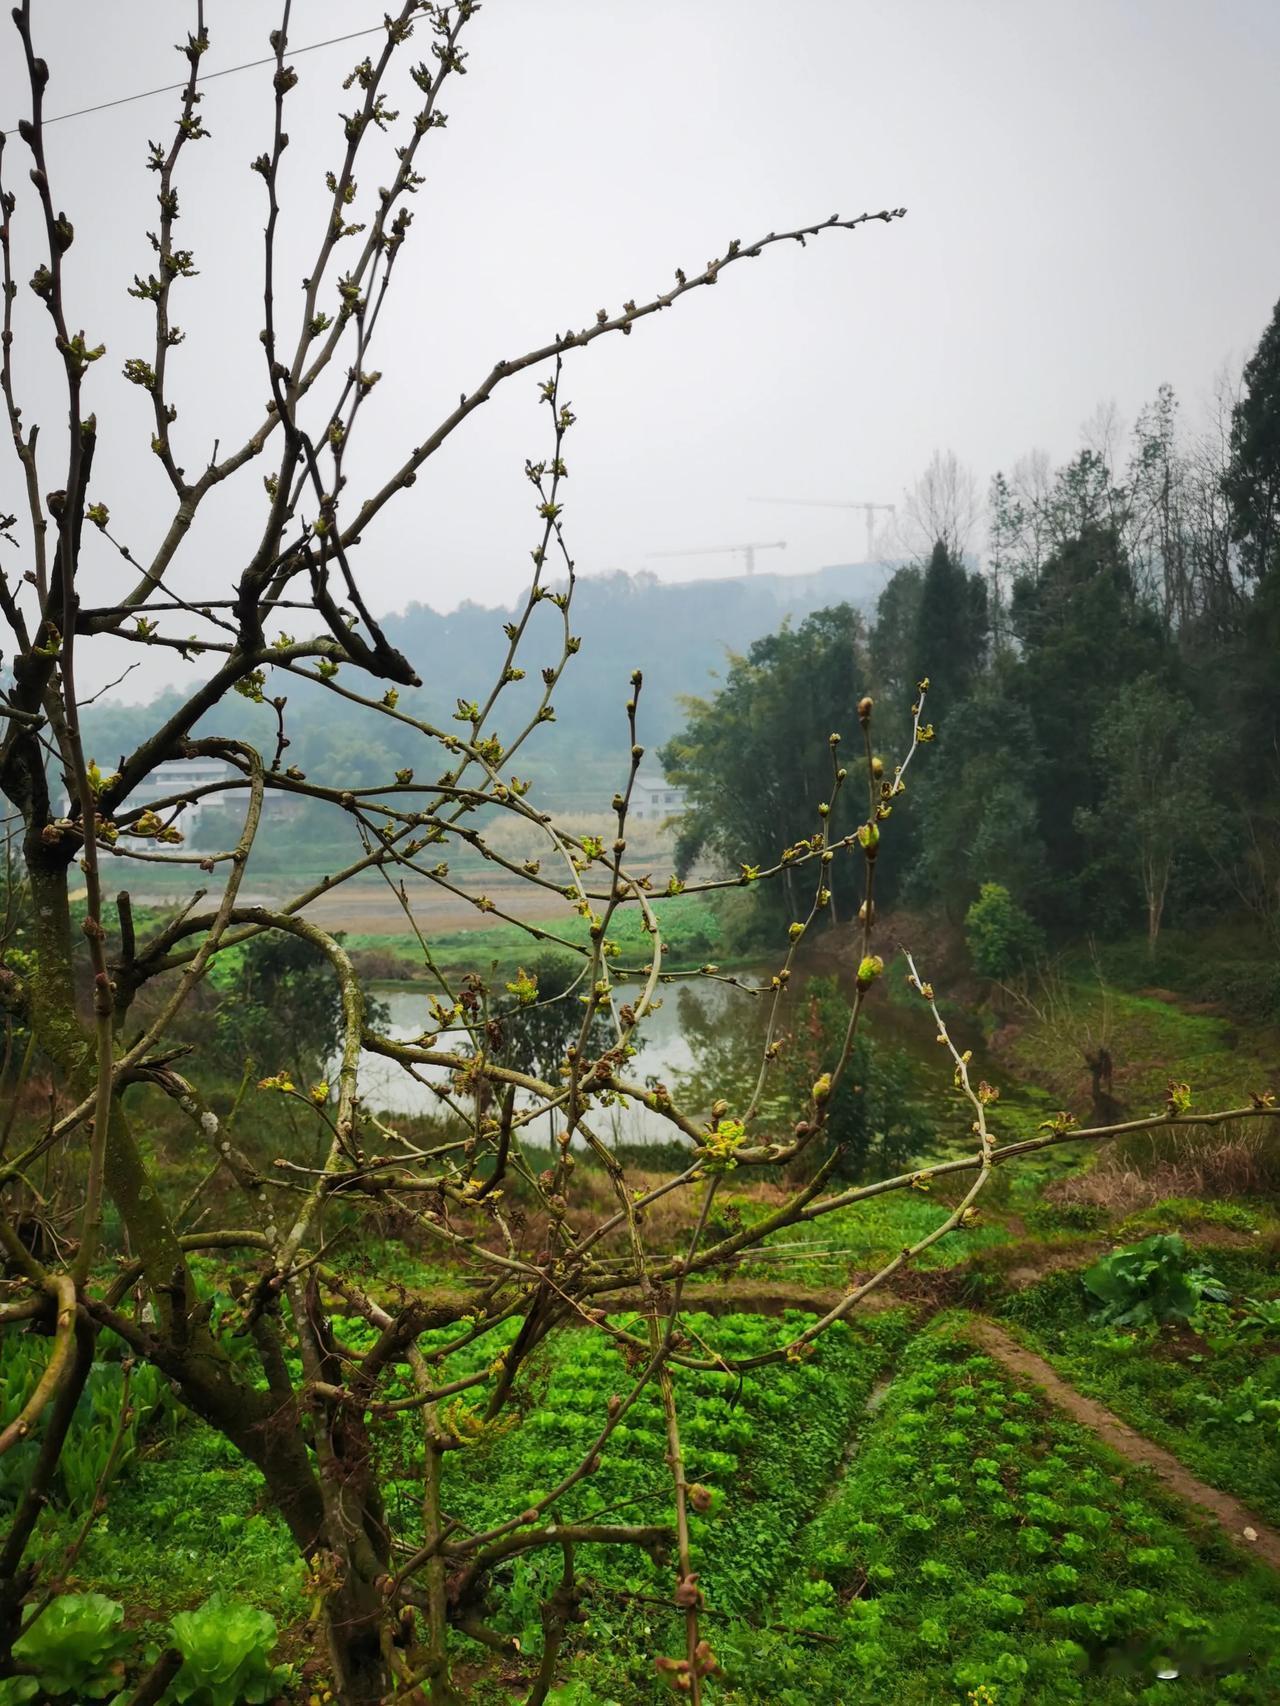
[965,883,1045,981]
[781,977,933,1182]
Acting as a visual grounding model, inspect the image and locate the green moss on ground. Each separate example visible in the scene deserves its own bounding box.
[999,976,1274,1118]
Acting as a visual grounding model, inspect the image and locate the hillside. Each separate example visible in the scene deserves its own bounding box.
[79,561,888,823]
[398,560,879,736]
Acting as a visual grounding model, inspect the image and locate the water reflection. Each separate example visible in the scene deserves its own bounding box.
[349,962,1012,1149]
[350,976,749,1143]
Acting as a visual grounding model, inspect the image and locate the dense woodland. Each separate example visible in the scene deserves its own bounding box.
[666,326,1280,968]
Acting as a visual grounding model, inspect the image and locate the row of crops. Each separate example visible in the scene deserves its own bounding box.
[5,1259,1280,1703]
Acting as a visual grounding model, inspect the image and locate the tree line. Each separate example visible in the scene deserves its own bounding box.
[665,302,1280,961]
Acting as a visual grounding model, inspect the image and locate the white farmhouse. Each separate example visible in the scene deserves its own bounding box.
[61,756,302,848]
[630,773,686,823]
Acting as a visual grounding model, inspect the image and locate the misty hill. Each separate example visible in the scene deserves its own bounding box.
[387,560,886,781]
[83,561,888,817]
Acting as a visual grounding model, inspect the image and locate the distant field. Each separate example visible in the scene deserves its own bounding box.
[114,816,691,957]
[343,893,727,975]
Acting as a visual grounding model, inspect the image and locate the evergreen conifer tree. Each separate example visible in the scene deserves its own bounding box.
[909,539,989,713]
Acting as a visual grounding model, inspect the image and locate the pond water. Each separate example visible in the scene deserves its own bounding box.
[353,975,745,1144]
[351,957,1020,1149]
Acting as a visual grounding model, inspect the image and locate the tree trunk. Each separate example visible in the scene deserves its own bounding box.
[324,1562,392,1706]
[1146,891,1164,956]
[1084,1047,1122,1124]
[1144,856,1170,958]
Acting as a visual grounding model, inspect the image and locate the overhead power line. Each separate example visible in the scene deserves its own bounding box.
[3,24,386,137]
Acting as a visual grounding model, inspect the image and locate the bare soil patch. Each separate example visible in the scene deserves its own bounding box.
[300,877,556,935]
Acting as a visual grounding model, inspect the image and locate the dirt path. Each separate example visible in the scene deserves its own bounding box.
[968,1319,1280,1569]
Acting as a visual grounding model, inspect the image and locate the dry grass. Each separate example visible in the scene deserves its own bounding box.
[1048,1121,1280,1215]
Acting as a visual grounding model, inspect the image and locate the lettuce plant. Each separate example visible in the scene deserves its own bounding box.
[10,1592,128,1699]
[1082,1233,1228,1327]
[164,1593,289,1706]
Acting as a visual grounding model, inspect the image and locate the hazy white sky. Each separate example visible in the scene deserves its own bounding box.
[3,1,1278,698]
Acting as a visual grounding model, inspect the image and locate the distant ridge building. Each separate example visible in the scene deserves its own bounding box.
[631,773,686,823]
[60,757,302,849]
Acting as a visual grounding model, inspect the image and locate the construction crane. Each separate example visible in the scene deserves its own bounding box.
[646,539,786,577]
[753,498,896,561]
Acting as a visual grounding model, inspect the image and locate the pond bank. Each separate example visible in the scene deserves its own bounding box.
[349,943,1051,1151]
